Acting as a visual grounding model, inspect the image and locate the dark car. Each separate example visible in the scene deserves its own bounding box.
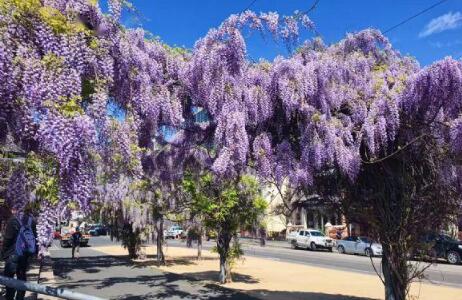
[88,225,107,236]
[417,233,462,265]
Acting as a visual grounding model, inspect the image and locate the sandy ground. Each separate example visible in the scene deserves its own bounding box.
[93,245,462,300]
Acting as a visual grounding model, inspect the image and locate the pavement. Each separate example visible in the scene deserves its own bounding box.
[46,241,258,300]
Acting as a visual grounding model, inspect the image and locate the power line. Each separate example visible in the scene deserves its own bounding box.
[383,0,450,34]
[303,0,321,14]
[241,0,258,13]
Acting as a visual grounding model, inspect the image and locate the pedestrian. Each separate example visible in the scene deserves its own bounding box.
[259,227,266,247]
[71,227,82,259]
[1,206,37,300]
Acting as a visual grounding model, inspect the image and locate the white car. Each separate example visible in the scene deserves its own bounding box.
[165,225,184,239]
[288,229,334,251]
[337,236,382,256]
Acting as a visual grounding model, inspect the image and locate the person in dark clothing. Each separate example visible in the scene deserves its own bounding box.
[71,227,82,259]
[1,208,37,300]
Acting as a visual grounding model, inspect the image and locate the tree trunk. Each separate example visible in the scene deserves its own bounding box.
[219,255,231,284]
[197,231,202,260]
[382,244,407,300]
[123,223,140,259]
[217,230,232,283]
[156,215,165,266]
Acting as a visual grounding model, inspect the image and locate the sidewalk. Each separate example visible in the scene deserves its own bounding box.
[47,245,258,299]
[93,245,462,300]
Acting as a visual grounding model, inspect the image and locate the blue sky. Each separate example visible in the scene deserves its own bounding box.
[117,0,462,66]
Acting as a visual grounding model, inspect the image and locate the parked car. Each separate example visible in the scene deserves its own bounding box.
[88,225,107,236]
[415,233,462,265]
[288,229,334,251]
[165,225,184,239]
[53,230,61,239]
[337,236,382,256]
[59,227,90,248]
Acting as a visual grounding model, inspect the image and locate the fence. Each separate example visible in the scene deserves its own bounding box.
[0,275,106,300]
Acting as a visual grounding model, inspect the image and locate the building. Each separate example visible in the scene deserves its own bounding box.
[261,183,366,240]
[261,185,288,238]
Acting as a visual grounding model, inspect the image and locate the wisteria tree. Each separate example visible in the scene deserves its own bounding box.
[184,14,462,299]
[2,1,462,299]
[261,36,462,300]
[0,0,186,253]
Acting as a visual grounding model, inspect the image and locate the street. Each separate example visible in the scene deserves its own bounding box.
[55,236,462,289]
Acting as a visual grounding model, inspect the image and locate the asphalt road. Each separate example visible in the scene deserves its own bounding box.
[54,236,462,289]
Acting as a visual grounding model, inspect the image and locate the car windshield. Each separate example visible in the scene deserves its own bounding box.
[309,231,324,237]
[359,237,372,244]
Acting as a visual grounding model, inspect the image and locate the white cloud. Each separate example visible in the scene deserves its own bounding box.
[430,39,462,48]
[419,11,462,38]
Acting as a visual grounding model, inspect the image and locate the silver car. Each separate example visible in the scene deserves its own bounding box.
[337,236,382,256]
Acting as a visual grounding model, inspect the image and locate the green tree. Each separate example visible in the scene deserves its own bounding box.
[183,172,267,283]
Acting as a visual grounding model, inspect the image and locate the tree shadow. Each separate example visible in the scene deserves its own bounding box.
[133,255,218,269]
[182,270,260,284]
[52,255,134,279]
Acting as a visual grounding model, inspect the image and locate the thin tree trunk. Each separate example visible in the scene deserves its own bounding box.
[156,215,165,266]
[187,233,193,248]
[197,232,202,260]
[217,230,232,283]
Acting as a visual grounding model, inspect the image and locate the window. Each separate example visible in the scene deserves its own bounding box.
[309,231,324,237]
[299,231,305,236]
[359,237,372,244]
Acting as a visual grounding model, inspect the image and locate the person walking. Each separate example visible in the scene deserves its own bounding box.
[1,207,37,300]
[71,227,82,259]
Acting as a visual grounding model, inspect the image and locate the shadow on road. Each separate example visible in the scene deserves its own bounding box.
[131,254,218,269]
[53,255,133,279]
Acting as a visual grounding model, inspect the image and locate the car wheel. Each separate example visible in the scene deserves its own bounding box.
[310,242,317,251]
[447,251,461,265]
[60,241,66,248]
[338,245,345,254]
[365,248,372,257]
[291,240,298,249]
